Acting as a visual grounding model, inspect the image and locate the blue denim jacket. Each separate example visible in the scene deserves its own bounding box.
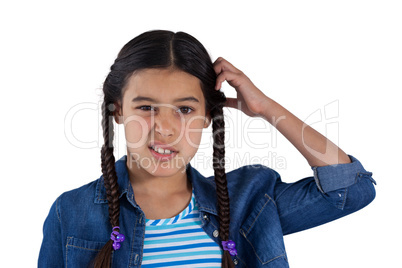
[39,155,376,267]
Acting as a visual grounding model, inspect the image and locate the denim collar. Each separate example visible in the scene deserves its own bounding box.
[94,155,218,216]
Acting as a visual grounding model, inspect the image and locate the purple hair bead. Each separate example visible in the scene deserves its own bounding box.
[222,240,237,256]
[116,233,125,242]
[112,242,121,250]
[111,226,125,250]
[229,248,237,256]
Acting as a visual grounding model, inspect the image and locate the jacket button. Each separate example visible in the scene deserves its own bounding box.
[213,230,219,237]
[203,214,208,220]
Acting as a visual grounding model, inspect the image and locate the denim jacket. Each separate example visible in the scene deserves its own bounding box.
[39,155,376,267]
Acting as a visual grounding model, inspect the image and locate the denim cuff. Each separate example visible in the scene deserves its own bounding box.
[311,155,370,194]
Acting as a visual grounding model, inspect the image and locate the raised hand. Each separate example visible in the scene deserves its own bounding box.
[213,57,268,117]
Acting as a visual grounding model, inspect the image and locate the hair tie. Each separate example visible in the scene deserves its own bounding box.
[222,240,237,256]
[110,226,125,250]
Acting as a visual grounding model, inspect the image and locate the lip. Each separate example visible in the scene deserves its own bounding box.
[148,141,178,152]
[149,146,178,161]
[148,141,178,161]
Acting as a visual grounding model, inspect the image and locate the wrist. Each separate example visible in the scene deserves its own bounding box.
[258,97,282,123]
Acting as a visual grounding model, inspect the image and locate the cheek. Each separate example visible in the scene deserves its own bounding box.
[123,115,151,147]
[183,118,205,150]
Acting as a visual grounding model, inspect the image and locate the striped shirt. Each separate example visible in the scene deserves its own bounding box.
[142,192,222,267]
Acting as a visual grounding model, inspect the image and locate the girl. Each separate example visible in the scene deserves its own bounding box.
[39,30,376,268]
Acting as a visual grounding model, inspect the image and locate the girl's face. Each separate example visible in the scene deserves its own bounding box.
[115,68,210,179]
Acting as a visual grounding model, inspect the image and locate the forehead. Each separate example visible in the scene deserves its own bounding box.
[124,68,205,102]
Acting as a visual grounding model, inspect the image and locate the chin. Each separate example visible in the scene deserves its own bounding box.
[126,150,189,177]
[145,164,185,177]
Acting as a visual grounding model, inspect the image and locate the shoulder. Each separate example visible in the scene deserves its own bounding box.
[190,163,281,197]
[226,164,281,192]
[228,164,280,177]
[60,179,100,202]
[54,178,103,217]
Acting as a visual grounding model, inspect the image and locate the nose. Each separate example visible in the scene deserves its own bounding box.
[153,108,175,138]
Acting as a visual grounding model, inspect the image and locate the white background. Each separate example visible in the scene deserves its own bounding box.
[1,0,401,267]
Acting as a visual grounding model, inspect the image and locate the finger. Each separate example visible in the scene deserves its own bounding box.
[213,57,240,76]
[225,97,239,109]
[215,70,231,90]
[215,69,242,90]
[212,56,224,66]
[212,56,225,69]
[213,57,236,75]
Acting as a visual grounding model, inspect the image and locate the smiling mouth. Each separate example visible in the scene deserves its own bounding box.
[149,145,176,155]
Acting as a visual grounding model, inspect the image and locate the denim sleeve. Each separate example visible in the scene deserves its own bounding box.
[274,155,376,235]
[38,197,64,267]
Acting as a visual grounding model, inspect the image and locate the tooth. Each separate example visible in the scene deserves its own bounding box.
[157,148,165,154]
[165,149,171,154]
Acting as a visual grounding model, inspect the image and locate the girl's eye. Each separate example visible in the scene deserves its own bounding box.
[138,105,155,111]
[177,106,193,114]
[137,105,193,114]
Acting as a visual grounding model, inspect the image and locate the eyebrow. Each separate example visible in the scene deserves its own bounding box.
[132,96,200,103]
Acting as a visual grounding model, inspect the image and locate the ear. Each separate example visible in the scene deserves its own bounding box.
[113,101,124,124]
[203,112,211,128]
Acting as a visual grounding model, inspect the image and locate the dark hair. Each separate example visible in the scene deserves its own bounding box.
[95,30,234,268]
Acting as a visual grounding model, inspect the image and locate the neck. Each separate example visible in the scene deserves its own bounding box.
[125,157,193,220]
[126,161,190,197]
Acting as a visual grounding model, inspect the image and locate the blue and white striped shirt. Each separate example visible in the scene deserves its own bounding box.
[142,193,222,267]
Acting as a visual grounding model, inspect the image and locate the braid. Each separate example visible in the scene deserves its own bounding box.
[93,100,120,268]
[101,101,120,228]
[211,105,235,268]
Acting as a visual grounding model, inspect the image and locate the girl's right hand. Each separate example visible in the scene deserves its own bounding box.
[213,57,269,117]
